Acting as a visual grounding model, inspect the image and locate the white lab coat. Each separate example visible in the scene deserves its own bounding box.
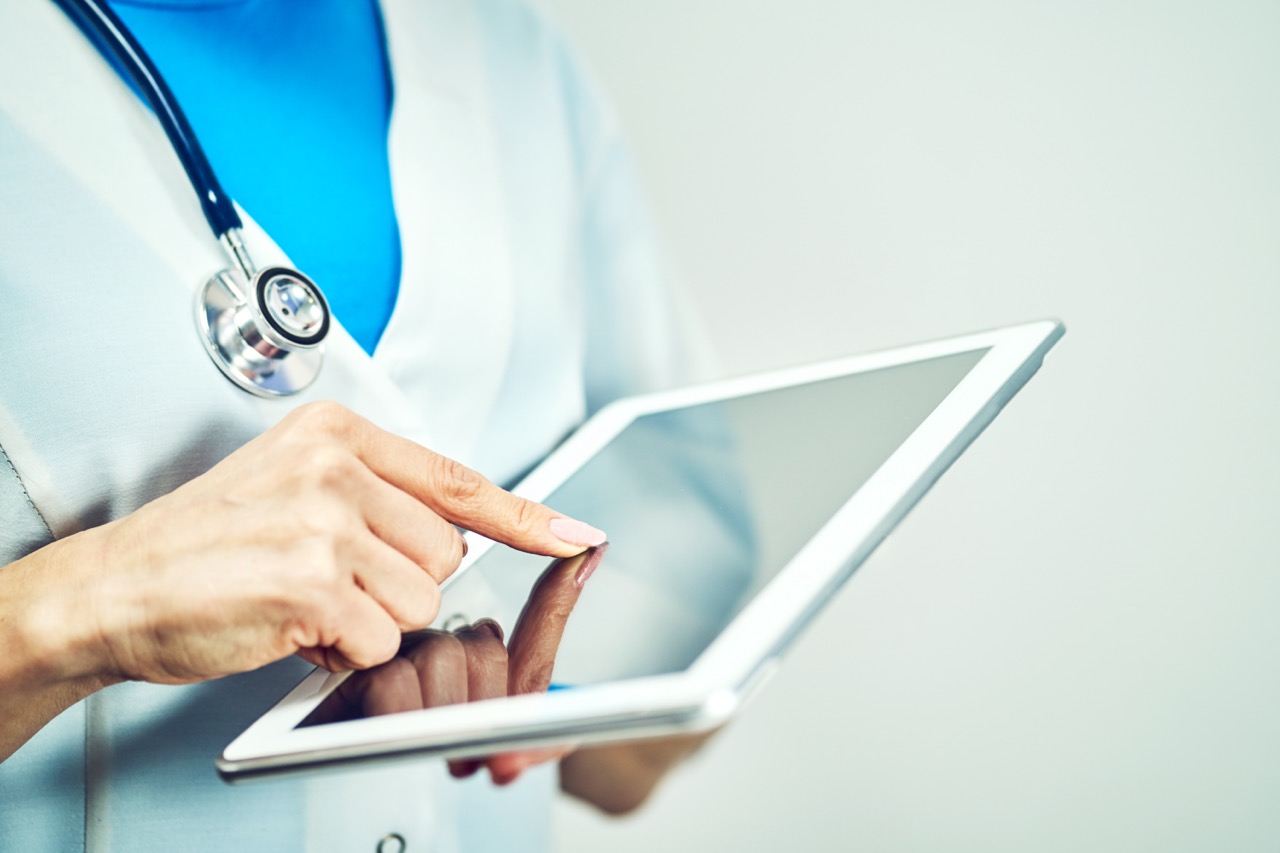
[0,0,711,848]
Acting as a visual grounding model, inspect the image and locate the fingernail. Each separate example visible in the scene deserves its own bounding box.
[549,517,607,548]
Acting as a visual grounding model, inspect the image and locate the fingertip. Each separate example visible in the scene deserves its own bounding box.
[548,517,607,549]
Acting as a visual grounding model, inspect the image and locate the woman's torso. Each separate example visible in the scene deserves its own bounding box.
[0,0,679,848]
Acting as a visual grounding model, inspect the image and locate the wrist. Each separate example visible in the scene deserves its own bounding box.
[0,527,124,692]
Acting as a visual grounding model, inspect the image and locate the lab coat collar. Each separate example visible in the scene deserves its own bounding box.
[1,0,516,464]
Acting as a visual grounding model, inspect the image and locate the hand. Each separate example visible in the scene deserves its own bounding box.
[321,545,607,785]
[27,401,606,688]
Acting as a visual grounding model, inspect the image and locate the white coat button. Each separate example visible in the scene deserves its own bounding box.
[376,832,407,853]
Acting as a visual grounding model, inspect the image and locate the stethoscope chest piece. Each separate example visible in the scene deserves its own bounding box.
[56,0,336,397]
[196,264,330,397]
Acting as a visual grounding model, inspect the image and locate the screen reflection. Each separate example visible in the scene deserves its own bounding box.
[299,546,605,728]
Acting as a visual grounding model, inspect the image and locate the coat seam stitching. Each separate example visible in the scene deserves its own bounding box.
[0,442,55,541]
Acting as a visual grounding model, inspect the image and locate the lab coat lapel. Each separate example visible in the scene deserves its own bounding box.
[375,0,518,467]
[0,0,444,449]
[0,0,215,290]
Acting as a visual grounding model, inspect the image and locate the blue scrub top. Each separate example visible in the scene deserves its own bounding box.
[107,0,402,355]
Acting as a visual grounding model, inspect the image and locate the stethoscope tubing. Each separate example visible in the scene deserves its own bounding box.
[51,0,243,239]
[52,0,332,396]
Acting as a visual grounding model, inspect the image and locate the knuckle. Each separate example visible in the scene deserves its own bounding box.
[300,443,362,489]
[291,400,354,437]
[290,536,347,589]
[434,456,487,506]
[420,528,466,583]
[401,578,441,630]
[511,498,538,534]
[283,581,335,642]
[294,495,358,541]
[435,529,468,576]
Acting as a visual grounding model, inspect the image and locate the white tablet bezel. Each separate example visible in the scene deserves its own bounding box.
[218,319,1064,781]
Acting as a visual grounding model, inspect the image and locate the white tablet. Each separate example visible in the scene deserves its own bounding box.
[218,319,1065,782]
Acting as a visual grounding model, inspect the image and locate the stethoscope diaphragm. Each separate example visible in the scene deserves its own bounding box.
[196,264,329,397]
[56,0,333,397]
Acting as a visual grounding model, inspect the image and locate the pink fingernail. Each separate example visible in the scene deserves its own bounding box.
[549,517,607,548]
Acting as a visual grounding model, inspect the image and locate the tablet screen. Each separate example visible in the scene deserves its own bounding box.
[298,349,987,727]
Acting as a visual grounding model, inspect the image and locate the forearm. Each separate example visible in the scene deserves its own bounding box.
[0,532,118,762]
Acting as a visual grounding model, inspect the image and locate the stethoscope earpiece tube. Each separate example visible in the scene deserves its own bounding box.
[52,0,241,238]
[55,0,332,397]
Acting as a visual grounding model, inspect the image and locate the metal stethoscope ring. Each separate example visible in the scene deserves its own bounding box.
[56,0,331,397]
[195,247,331,397]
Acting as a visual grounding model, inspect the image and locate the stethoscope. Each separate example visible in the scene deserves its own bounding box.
[55,0,332,397]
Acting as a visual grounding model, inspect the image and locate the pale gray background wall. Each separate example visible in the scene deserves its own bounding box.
[537,1,1280,851]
